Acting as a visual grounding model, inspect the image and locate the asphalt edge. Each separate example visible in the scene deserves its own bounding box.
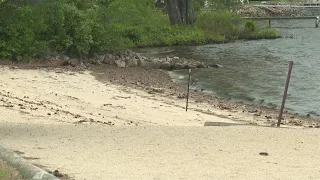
[0,144,60,180]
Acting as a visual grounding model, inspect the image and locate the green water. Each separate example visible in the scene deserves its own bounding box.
[138,19,320,117]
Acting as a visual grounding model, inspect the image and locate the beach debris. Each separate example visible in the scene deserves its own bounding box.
[265,115,272,119]
[151,87,165,94]
[259,152,269,156]
[248,109,258,113]
[116,96,131,99]
[52,170,64,178]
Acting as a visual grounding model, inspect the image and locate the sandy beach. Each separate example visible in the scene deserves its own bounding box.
[0,65,320,180]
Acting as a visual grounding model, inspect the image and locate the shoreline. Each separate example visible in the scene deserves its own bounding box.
[1,60,316,128]
[89,65,319,128]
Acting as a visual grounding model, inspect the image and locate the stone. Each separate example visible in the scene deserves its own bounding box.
[62,55,70,61]
[127,50,135,59]
[68,59,78,67]
[152,88,165,93]
[115,60,126,68]
[89,58,96,64]
[127,58,138,67]
[159,62,172,70]
[104,54,115,65]
[173,56,179,60]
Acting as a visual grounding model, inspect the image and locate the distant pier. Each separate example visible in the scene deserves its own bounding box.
[243,16,320,28]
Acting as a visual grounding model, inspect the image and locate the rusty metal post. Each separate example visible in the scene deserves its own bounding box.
[186,69,192,112]
[277,61,293,127]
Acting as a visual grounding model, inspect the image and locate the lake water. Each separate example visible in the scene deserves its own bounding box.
[138,19,320,117]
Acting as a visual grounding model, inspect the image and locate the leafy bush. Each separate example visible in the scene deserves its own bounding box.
[0,0,280,61]
[244,20,258,32]
[196,12,242,41]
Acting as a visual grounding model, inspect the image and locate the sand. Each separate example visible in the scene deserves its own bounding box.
[0,65,320,180]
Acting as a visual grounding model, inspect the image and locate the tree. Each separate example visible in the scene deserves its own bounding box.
[164,0,196,25]
[164,0,240,25]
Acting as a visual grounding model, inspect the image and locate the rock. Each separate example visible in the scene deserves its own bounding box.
[96,55,104,65]
[127,50,135,59]
[172,63,185,70]
[104,54,115,65]
[135,53,143,61]
[152,88,165,93]
[159,62,172,70]
[137,59,143,67]
[127,58,138,67]
[177,94,187,99]
[68,59,78,67]
[265,115,272,119]
[196,63,206,68]
[208,64,223,68]
[62,55,70,61]
[173,56,179,60]
[52,170,64,178]
[115,60,126,68]
[89,58,96,64]
[259,152,269,156]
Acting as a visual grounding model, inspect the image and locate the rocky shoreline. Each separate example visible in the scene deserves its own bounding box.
[1,50,319,128]
[62,50,222,71]
[89,65,320,128]
[238,5,320,17]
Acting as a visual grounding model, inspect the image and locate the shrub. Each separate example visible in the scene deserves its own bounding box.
[195,12,242,42]
[0,0,280,60]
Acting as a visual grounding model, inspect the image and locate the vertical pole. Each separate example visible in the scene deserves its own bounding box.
[277,61,293,127]
[315,16,319,28]
[268,19,271,28]
[186,69,191,112]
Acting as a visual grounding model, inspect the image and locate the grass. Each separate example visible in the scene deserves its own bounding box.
[0,160,23,180]
[0,170,10,179]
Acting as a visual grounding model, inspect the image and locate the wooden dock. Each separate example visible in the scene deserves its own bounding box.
[253,5,320,8]
[243,16,320,28]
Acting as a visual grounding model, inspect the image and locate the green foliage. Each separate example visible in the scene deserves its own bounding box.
[196,12,242,42]
[244,20,258,32]
[196,12,279,43]
[0,0,279,60]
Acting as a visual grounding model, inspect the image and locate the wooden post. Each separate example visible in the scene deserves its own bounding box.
[186,69,191,112]
[277,61,293,127]
[268,19,271,27]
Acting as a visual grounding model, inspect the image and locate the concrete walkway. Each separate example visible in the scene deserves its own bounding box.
[1,122,320,180]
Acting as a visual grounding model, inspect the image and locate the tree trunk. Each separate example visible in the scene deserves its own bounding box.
[164,0,195,25]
